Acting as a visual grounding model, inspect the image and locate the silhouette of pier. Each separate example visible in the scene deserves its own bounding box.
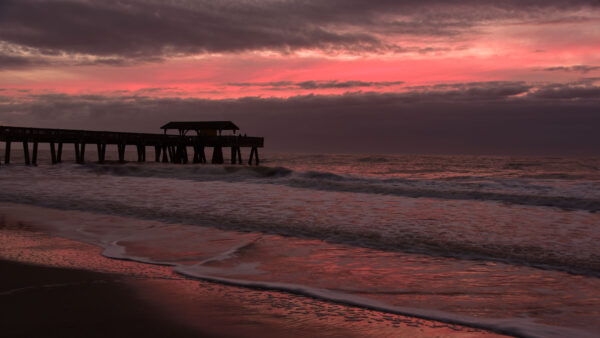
[0,121,263,166]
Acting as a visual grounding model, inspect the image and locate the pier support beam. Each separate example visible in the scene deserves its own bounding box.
[74,143,80,163]
[201,146,207,163]
[23,141,30,165]
[154,146,161,162]
[211,146,224,164]
[230,146,243,164]
[231,147,237,164]
[4,141,11,164]
[74,143,85,164]
[248,147,259,166]
[168,145,176,163]
[136,144,146,162]
[50,142,57,164]
[97,143,106,163]
[161,146,169,163]
[57,143,63,163]
[118,144,126,163]
[31,141,38,165]
[193,144,206,164]
[175,144,188,164]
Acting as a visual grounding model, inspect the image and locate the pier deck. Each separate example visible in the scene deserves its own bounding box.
[0,125,263,165]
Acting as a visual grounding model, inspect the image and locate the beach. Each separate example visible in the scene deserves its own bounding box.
[0,213,500,337]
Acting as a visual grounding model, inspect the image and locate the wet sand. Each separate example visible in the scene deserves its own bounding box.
[0,214,507,338]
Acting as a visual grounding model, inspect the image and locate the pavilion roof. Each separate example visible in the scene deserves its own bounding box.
[160,121,239,131]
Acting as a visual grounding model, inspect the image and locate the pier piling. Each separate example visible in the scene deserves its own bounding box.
[212,146,224,164]
[248,147,259,165]
[57,143,63,163]
[97,143,106,163]
[161,146,169,163]
[50,142,57,164]
[154,146,161,162]
[4,141,10,164]
[136,145,144,162]
[23,141,30,165]
[74,143,80,163]
[231,147,237,164]
[118,144,126,163]
[32,141,38,165]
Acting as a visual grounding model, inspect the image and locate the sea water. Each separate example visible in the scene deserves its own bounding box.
[1,150,599,337]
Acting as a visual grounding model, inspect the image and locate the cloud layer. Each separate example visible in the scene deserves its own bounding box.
[1,0,598,65]
[2,81,598,155]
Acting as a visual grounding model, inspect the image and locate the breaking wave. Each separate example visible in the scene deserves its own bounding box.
[81,164,600,212]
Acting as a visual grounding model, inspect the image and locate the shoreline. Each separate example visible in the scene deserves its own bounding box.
[0,209,506,337]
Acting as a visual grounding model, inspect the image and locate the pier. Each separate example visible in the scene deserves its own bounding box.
[0,121,263,166]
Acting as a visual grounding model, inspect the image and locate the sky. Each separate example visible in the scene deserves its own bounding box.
[1,0,599,155]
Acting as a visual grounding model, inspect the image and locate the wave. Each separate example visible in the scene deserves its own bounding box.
[92,228,592,338]
[355,156,391,163]
[503,162,540,170]
[519,173,587,180]
[82,163,293,180]
[1,193,598,277]
[171,267,590,338]
[90,230,591,338]
[286,174,600,212]
[80,163,600,212]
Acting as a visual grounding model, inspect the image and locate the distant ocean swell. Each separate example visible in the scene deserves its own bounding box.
[83,164,600,212]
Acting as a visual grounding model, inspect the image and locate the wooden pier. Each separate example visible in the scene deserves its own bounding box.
[0,121,263,166]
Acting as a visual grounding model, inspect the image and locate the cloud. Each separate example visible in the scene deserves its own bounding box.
[531,83,600,99]
[227,80,405,90]
[0,53,40,69]
[0,43,162,69]
[0,0,598,67]
[2,81,598,155]
[542,65,600,74]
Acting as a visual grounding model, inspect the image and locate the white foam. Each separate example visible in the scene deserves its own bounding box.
[173,264,593,338]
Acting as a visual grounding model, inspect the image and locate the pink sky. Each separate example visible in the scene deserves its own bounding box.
[1,2,599,99]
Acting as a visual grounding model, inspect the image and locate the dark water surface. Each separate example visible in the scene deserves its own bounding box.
[1,151,599,337]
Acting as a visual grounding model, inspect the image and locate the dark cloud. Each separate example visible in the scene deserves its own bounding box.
[542,65,600,74]
[0,0,597,67]
[0,53,42,69]
[0,47,159,68]
[531,83,600,99]
[296,81,405,89]
[227,80,405,90]
[2,81,598,155]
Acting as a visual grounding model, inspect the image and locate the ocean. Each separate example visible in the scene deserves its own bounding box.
[1,149,599,337]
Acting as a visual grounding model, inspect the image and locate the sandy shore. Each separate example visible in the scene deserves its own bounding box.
[0,211,507,337]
